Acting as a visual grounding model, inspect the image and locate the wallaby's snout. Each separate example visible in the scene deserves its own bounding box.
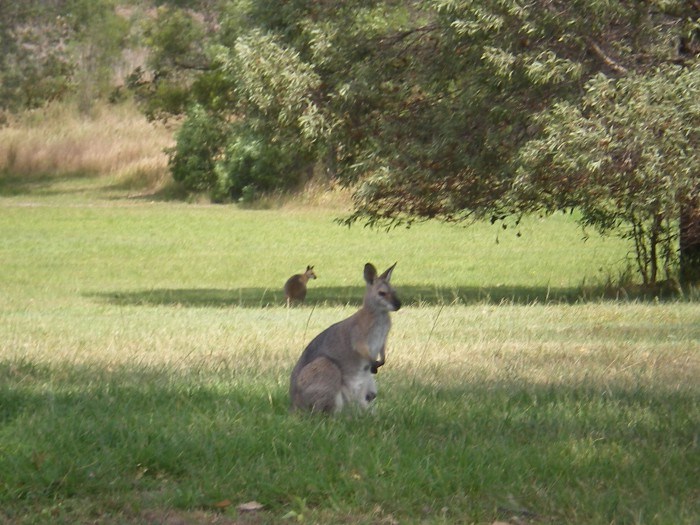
[385,290,401,311]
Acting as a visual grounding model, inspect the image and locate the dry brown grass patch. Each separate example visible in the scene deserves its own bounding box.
[0,101,173,194]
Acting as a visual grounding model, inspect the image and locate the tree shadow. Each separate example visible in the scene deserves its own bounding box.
[0,170,102,197]
[103,178,190,202]
[1,357,695,523]
[89,284,591,309]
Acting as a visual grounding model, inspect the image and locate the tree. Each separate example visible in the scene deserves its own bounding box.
[515,66,700,285]
[135,2,328,199]
[128,4,212,120]
[130,0,700,284]
[330,0,700,285]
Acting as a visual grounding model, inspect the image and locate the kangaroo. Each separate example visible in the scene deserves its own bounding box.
[284,265,317,307]
[289,262,401,413]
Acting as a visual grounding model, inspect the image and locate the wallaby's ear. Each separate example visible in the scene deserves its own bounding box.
[364,263,378,285]
[380,262,397,282]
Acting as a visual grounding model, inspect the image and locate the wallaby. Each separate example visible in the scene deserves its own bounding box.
[284,265,317,307]
[289,262,401,413]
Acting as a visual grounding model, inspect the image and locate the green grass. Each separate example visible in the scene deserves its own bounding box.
[0,179,698,524]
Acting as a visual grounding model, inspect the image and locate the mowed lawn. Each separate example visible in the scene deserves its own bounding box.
[0,186,698,524]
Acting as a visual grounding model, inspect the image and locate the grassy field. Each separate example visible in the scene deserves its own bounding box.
[1,112,699,524]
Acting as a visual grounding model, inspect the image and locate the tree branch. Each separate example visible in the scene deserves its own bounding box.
[585,37,628,75]
[378,23,439,47]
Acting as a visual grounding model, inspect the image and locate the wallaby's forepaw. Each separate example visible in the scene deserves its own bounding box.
[370,360,384,374]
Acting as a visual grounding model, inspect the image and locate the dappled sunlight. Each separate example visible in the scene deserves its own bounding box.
[2,341,696,521]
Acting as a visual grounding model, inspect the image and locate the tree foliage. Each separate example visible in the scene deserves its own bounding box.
[0,0,128,113]
[516,65,700,284]
[127,5,210,119]
[169,104,225,194]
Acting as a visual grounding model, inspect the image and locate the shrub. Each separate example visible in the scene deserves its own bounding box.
[168,104,226,193]
[169,107,312,202]
[214,122,307,202]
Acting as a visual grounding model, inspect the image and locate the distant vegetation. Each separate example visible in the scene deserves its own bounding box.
[0,102,173,198]
[1,1,699,286]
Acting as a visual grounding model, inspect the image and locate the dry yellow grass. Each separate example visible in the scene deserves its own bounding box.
[0,101,173,194]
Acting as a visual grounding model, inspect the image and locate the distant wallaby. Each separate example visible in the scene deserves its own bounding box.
[289,262,401,413]
[284,265,317,307]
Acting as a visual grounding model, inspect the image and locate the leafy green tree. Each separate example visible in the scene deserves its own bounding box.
[327,0,699,285]
[128,4,210,119]
[516,66,700,285]
[135,2,323,199]
[169,104,226,193]
[131,0,700,284]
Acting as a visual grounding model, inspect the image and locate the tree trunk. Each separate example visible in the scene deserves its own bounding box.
[649,218,659,285]
[679,196,700,285]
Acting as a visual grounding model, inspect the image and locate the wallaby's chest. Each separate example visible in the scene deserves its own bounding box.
[364,319,391,359]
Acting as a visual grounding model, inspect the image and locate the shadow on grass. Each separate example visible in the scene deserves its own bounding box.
[89,284,590,309]
[0,358,697,523]
[0,170,103,197]
[103,178,191,202]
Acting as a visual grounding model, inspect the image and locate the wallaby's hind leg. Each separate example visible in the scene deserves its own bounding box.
[293,357,343,413]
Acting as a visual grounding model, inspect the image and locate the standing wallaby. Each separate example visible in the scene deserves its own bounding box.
[284,265,317,307]
[289,262,401,413]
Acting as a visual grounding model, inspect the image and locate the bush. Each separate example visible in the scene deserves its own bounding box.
[169,107,311,201]
[168,105,226,193]
[214,123,307,202]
